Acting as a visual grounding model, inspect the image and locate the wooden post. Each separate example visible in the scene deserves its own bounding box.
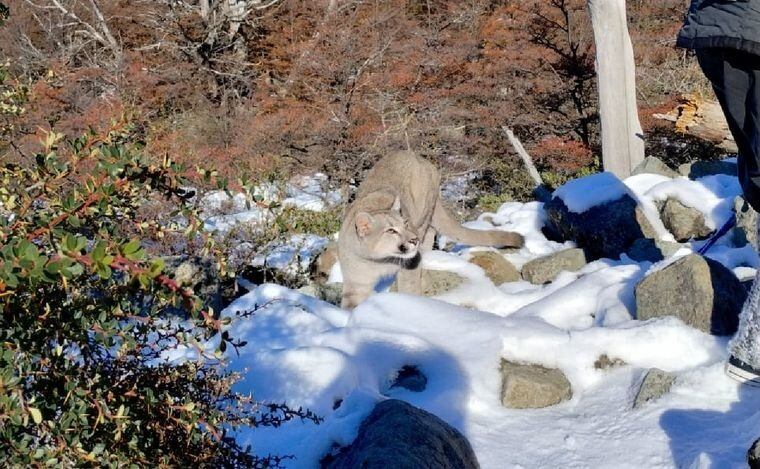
[587,0,645,178]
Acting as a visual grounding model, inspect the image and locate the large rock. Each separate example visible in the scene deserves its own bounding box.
[632,156,679,178]
[632,368,676,409]
[659,197,712,242]
[544,174,657,260]
[678,160,738,179]
[500,360,572,409]
[749,437,760,469]
[626,238,682,263]
[635,254,745,335]
[325,399,479,469]
[733,196,759,250]
[521,248,586,284]
[468,251,520,285]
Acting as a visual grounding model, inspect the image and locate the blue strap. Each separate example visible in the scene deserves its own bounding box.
[697,214,737,255]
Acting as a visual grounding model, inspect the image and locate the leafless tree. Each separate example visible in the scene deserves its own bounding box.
[22,0,122,67]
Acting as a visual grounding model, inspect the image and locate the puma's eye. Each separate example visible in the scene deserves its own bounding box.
[386,228,399,235]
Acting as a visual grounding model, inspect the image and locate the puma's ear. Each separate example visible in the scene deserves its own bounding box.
[391,195,401,214]
[355,212,374,238]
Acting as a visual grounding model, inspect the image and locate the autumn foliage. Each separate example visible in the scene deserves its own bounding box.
[1,0,708,193]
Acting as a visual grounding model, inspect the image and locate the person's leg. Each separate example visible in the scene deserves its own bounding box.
[697,48,760,384]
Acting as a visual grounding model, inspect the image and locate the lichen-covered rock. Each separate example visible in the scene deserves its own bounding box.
[500,360,572,409]
[421,269,465,296]
[297,282,343,305]
[733,196,759,250]
[632,368,676,409]
[521,248,586,284]
[635,254,745,335]
[632,156,679,178]
[468,251,520,285]
[325,399,479,469]
[659,197,712,242]
[626,238,682,262]
[544,190,656,261]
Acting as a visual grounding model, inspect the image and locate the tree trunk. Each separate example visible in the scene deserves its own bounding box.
[587,0,645,178]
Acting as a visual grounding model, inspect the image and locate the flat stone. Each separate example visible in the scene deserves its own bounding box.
[500,359,572,409]
[521,248,586,285]
[421,269,465,296]
[324,400,479,469]
[633,368,676,408]
[468,251,520,285]
[635,254,745,335]
[632,156,679,178]
[659,197,712,242]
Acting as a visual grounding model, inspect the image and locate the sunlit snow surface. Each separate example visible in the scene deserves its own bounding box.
[192,166,760,468]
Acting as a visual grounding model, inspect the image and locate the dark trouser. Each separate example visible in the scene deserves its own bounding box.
[697,48,760,212]
[698,49,760,366]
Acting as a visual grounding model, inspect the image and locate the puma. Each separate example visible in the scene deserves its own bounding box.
[338,151,524,309]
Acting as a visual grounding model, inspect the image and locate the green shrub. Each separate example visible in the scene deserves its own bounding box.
[0,124,318,467]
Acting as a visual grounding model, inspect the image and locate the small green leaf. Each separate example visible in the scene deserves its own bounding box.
[29,407,42,424]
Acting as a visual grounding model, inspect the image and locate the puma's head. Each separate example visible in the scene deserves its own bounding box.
[354,201,420,264]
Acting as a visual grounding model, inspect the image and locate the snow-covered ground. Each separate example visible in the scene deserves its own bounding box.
[197,167,760,468]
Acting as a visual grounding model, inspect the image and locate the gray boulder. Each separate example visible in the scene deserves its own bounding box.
[626,238,682,263]
[500,359,572,409]
[632,156,679,178]
[544,193,657,261]
[749,437,760,469]
[659,197,712,242]
[521,248,587,285]
[678,160,738,179]
[633,368,676,409]
[733,196,759,250]
[468,251,520,285]
[325,399,479,469]
[635,254,745,335]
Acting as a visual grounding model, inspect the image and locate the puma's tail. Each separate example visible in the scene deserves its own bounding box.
[432,198,524,248]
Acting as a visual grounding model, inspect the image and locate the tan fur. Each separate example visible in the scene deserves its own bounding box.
[338,151,524,309]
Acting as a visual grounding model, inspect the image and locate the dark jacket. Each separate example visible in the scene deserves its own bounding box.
[677,0,760,55]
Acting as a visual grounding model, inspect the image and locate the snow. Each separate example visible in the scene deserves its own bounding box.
[250,234,329,274]
[282,173,343,212]
[185,164,760,468]
[553,171,632,213]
